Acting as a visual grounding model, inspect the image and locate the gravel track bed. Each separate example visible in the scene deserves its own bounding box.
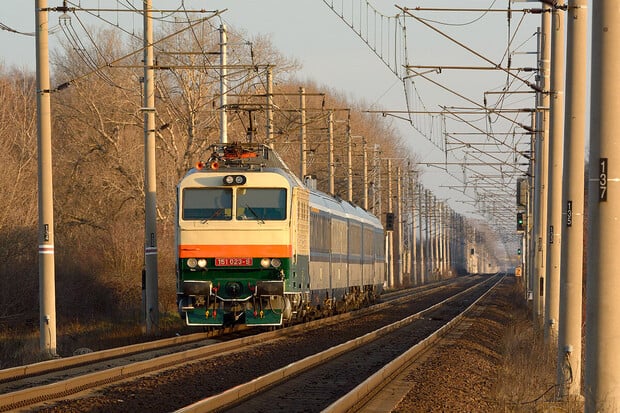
[30,276,484,413]
[223,290,481,412]
[394,276,522,412]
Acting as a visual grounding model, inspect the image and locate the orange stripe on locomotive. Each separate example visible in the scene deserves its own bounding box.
[179,244,293,258]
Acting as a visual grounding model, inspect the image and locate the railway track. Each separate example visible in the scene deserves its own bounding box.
[182,274,503,412]
[0,275,492,412]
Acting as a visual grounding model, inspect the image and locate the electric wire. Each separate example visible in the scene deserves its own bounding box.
[413,0,498,27]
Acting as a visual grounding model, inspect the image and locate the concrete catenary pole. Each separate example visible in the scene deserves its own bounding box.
[544,0,566,342]
[585,1,620,410]
[527,110,537,302]
[328,111,335,194]
[387,159,394,288]
[445,206,450,274]
[410,173,418,285]
[143,0,159,335]
[425,190,431,276]
[396,166,403,286]
[371,144,380,215]
[440,203,447,275]
[219,25,228,144]
[362,140,368,210]
[437,202,443,276]
[428,191,436,279]
[266,67,273,148]
[36,0,57,356]
[556,0,587,399]
[429,193,434,277]
[347,112,353,202]
[418,183,425,283]
[469,227,476,274]
[299,87,306,180]
[433,196,440,278]
[533,3,552,326]
[401,178,409,278]
[425,189,432,279]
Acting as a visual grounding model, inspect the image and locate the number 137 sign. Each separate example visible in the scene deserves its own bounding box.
[600,158,608,202]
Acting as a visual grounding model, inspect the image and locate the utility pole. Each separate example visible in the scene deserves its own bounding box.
[143,0,159,335]
[36,0,57,357]
[585,1,620,411]
[557,0,587,399]
[219,24,228,144]
[544,0,566,341]
[299,87,306,180]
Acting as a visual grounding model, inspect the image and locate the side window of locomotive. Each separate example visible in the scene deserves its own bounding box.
[182,188,232,220]
[236,188,286,220]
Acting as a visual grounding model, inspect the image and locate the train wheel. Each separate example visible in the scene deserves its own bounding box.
[282,296,293,324]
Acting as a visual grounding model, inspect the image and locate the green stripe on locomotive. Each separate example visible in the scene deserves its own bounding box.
[179,257,291,300]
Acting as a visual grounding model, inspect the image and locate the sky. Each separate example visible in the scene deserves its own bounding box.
[0,1,541,230]
[1,1,404,108]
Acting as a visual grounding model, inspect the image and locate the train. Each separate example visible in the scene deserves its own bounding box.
[175,142,386,327]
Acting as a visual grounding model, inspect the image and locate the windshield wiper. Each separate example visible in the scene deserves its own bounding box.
[244,204,265,224]
[201,208,225,223]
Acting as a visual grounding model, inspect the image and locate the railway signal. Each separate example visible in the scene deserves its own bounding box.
[385,212,395,231]
[516,212,525,232]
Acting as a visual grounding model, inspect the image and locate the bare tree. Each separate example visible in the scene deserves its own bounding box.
[0,68,38,322]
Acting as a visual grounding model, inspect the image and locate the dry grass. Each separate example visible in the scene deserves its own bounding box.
[492,283,583,413]
[0,312,189,369]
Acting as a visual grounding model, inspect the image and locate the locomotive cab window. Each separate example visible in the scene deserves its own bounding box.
[236,188,286,220]
[183,188,232,220]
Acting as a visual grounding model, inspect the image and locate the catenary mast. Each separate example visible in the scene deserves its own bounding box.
[36,0,58,356]
[585,1,620,410]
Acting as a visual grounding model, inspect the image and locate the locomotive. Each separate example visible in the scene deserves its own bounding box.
[176,143,385,326]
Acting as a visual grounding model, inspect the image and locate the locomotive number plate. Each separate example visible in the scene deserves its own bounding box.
[215,257,253,266]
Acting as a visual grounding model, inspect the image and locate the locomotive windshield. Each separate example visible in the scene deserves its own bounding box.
[182,187,286,221]
[183,188,233,220]
[237,188,286,220]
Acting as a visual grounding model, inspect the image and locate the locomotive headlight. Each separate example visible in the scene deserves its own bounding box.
[187,258,198,268]
[260,258,281,268]
[223,175,246,185]
[197,258,207,268]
